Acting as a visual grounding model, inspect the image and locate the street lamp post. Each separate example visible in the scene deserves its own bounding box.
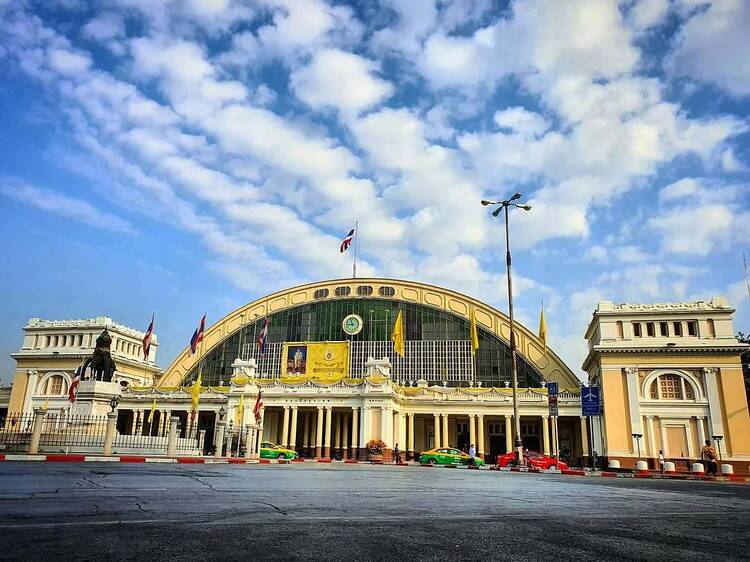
[712,435,724,461]
[482,193,531,465]
[632,432,643,460]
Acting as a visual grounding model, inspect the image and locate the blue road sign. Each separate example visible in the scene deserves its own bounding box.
[581,386,601,416]
[547,382,559,396]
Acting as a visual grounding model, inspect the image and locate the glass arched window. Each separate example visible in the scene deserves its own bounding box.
[48,375,64,395]
[649,374,695,400]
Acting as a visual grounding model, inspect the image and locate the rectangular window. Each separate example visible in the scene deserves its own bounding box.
[646,322,655,337]
[659,322,669,336]
[673,322,683,336]
[687,321,697,336]
[633,323,642,337]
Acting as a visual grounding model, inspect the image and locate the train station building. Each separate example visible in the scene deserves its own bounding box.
[1,278,748,471]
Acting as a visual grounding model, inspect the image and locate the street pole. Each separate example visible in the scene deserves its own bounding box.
[504,204,524,464]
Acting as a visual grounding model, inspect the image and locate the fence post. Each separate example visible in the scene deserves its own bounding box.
[167,416,179,457]
[199,430,206,454]
[215,421,226,457]
[28,409,46,455]
[103,412,117,456]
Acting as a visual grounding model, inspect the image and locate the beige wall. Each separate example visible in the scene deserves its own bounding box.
[717,366,750,456]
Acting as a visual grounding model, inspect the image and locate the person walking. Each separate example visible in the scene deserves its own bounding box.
[469,443,476,467]
[394,443,401,464]
[658,450,665,474]
[701,440,719,476]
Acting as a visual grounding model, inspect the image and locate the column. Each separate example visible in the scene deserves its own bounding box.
[551,417,558,457]
[303,412,310,453]
[407,413,415,459]
[646,416,656,458]
[130,410,138,435]
[334,411,342,454]
[162,410,171,436]
[703,367,725,437]
[343,413,350,457]
[659,419,668,457]
[433,413,441,449]
[442,413,449,448]
[289,406,298,451]
[324,406,333,458]
[542,415,550,455]
[580,416,590,456]
[505,415,512,453]
[359,406,371,460]
[315,406,324,458]
[696,416,706,451]
[398,412,406,455]
[351,407,359,459]
[469,414,476,450]
[281,406,290,447]
[477,414,485,459]
[380,407,392,451]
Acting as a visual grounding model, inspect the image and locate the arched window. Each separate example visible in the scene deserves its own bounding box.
[648,374,695,400]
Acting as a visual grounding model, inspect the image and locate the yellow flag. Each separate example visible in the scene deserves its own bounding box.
[147,399,157,424]
[42,400,49,411]
[470,308,480,356]
[539,302,547,355]
[236,394,245,425]
[391,309,405,357]
[191,371,202,411]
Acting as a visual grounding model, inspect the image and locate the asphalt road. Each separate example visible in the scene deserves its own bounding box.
[0,463,748,561]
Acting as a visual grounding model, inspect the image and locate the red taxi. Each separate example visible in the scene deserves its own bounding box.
[496,449,568,470]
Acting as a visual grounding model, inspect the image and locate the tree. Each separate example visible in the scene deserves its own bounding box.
[738,332,750,404]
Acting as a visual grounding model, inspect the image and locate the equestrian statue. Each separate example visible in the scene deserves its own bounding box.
[81,329,117,382]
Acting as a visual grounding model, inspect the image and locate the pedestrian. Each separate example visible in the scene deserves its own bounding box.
[701,439,719,476]
[658,449,665,474]
[394,443,401,464]
[469,443,476,467]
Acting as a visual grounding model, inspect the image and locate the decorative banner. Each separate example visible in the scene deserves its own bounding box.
[281,341,349,380]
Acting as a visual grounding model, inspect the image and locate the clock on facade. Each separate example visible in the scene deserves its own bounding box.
[342,314,364,336]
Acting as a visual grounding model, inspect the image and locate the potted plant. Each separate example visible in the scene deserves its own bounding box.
[366,439,386,462]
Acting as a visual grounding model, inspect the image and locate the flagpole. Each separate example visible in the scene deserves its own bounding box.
[192,315,206,439]
[352,219,359,278]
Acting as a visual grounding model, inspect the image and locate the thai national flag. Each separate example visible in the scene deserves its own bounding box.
[142,314,154,360]
[190,314,206,355]
[257,317,269,354]
[339,227,355,253]
[69,365,82,402]
[253,388,263,423]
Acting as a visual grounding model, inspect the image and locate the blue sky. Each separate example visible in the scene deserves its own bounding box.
[1,0,748,382]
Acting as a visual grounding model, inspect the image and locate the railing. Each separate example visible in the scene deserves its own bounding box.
[0,412,203,456]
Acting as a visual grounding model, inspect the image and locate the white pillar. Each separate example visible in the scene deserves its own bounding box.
[360,407,371,453]
[703,367,725,437]
[324,406,333,457]
[281,406,290,447]
[696,416,706,451]
[580,416,589,456]
[398,412,406,452]
[407,413,415,455]
[334,412,341,450]
[289,406,298,449]
[646,416,656,457]
[351,407,360,458]
[433,413,441,449]
[542,415,550,455]
[477,414,485,458]
[659,419,668,457]
[442,413,449,448]
[469,414,476,450]
[343,413,350,454]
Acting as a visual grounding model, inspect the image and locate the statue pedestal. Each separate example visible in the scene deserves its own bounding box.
[74,381,121,417]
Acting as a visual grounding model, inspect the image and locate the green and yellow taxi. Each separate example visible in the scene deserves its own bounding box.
[419,447,485,467]
[260,441,299,460]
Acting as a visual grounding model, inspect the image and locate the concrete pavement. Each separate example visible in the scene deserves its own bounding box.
[0,462,747,561]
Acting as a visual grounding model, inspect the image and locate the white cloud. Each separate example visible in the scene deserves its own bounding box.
[666,0,750,97]
[0,178,135,234]
[627,0,671,31]
[649,204,735,255]
[81,13,124,41]
[291,49,393,112]
[494,107,549,137]
[47,47,91,75]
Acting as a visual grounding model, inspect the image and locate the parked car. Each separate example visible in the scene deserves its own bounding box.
[496,449,568,470]
[260,441,299,460]
[419,447,485,467]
